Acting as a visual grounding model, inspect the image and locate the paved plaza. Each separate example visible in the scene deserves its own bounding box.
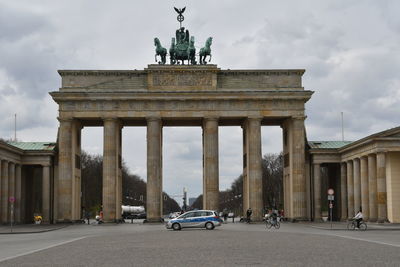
[0,222,399,266]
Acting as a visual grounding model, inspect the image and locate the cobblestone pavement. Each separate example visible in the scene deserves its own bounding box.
[1,222,399,266]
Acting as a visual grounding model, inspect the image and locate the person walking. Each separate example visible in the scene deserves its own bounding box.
[223,208,228,223]
[246,208,252,223]
[85,209,91,225]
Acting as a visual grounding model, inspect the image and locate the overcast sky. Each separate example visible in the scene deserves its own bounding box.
[1,0,399,202]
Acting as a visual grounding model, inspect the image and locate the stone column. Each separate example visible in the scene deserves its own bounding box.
[243,117,263,221]
[146,117,163,222]
[57,118,73,222]
[53,164,58,224]
[8,162,15,223]
[290,117,307,220]
[376,152,387,222]
[360,156,369,220]
[1,160,9,223]
[202,117,219,211]
[15,164,22,223]
[0,160,2,223]
[71,121,82,221]
[42,165,51,224]
[346,161,354,219]
[102,118,119,222]
[353,158,361,214]
[242,125,249,216]
[281,126,291,220]
[313,163,321,221]
[340,163,348,221]
[115,125,123,221]
[368,154,377,222]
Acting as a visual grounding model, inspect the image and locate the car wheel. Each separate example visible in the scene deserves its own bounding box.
[172,223,181,231]
[205,222,214,230]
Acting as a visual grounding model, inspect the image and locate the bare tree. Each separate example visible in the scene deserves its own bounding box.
[191,153,283,215]
[81,151,180,216]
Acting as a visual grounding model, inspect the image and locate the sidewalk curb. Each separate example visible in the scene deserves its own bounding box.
[308,225,400,231]
[309,225,347,231]
[0,225,69,235]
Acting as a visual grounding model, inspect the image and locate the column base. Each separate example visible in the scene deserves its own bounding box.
[377,219,388,223]
[56,219,73,224]
[289,217,309,222]
[143,218,164,224]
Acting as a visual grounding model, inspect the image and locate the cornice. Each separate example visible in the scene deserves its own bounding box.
[219,69,305,76]
[0,141,24,155]
[58,70,146,77]
[57,68,305,77]
[50,90,313,102]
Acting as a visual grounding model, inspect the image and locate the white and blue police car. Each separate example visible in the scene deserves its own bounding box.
[166,210,222,230]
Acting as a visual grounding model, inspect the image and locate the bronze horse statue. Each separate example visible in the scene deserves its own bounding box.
[199,37,212,65]
[154,37,167,64]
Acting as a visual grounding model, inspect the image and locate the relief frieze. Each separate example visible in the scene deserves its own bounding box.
[152,73,213,87]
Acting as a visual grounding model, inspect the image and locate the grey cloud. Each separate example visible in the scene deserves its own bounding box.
[1,0,399,198]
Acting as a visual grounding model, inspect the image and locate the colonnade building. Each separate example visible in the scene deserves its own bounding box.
[0,141,56,224]
[0,64,399,224]
[309,126,400,223]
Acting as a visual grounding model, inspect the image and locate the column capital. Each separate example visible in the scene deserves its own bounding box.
[146,116,162,123]
[291,115,307,121]
[102,117,122,129]
[57,117,73,123]
[102,117,119,122]
[247,116,263,121]
[203,116,219,122]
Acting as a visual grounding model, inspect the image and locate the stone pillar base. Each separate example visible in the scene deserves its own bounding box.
[143,218,164,224]
[56,219,73,224]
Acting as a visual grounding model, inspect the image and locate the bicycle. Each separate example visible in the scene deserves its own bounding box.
[347,219,367,231]
[266,217,280,229]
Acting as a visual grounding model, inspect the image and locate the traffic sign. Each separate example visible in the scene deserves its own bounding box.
[327,188,334,195]
[328,195,334,201]
[9,196,15,203]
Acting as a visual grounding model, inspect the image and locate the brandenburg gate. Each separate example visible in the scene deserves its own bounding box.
[49,7,313,223]
[50,64,313,222]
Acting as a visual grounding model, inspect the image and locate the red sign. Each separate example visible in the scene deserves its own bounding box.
[327,188,334,195]
[9,196,15,203]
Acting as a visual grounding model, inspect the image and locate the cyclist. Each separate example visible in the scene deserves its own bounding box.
[353,209,363,229]
[271,207,278,225]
